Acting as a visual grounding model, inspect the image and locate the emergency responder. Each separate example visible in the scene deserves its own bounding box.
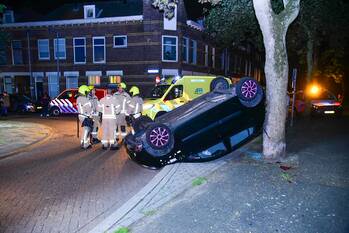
[77,85,93,149]
[128,86,144,134]
[98,86,121,150]
[88,86,101,144]
[113,82,131,142]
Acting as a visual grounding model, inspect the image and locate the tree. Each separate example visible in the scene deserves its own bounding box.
[153,0,300,161]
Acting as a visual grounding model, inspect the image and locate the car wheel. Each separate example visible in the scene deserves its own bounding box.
[236,77,263,108]
[50,107,60,116]
[210,77,230,91]
[133,116,153,132]
[146,123,174,151]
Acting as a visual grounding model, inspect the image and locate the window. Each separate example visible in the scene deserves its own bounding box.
[181,37,189,63]
[58,90,74,99]
[93,37,105,63]
[113,36,127,48]
[212,47,216,68]
[165,85,183,100]
[38,39,50,60]
[3,11,14,23]
[66,76,78,89]
[48,74,59,98]
[84,5,95,19]
[109,75,122,84]
[204,45,209,67]
[0,40,6,65]
[4,76,13,94]
[88,76,101,86]
[54,38,66,60]
[73,37,86,64]
[189,40,197,64]
[162,36,178,62]
[11,40,23,65]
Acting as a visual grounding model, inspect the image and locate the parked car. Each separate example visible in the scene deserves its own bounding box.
[290,89,343,117]
[143,75,232,119]
[10,94,38,113]
[125,77,265,169]
[49,88,107,116]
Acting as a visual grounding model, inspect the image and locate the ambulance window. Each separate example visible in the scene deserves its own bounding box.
[148,85,170,99]
[165,85,183,100]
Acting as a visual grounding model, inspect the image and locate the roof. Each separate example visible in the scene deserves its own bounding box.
[15,0,143,22]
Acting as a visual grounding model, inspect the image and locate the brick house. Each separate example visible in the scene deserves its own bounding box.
[0,0,263,99]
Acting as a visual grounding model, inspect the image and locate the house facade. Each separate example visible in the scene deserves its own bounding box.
[0,0,263,99]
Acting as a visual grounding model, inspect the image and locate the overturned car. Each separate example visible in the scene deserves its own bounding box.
[125,77,265,169]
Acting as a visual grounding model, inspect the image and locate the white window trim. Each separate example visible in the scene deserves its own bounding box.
[84,5,96,19]
[93,36,106,64]
[162,35,178,63]
[54,38,66,60]
[113,35,128,48]
[73,37,86,64]
[182,37,189,63]
[11,40,22,65]
[37,39,50,60]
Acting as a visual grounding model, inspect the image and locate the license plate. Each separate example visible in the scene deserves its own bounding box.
[37,106,43,109]
[324,111,335,114]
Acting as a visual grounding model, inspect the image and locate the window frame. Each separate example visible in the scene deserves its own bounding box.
[92,36,106,64]
[73,37,86,64]
[181,37,189,63]
[11,40,23,65]
[113,35,128,48]
[190,39,197,65]
[37,39,50,60]
[162,35,178,63]
[53,38,66,60]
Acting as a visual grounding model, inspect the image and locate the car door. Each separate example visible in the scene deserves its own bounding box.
[163,85,185,110]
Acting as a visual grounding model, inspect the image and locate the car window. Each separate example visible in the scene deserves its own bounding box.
[311,91,336,100]
[165,85,183,101]
[58,91,72,99]
[147,85,170,99]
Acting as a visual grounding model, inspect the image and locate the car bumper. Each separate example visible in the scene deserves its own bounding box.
[311,105,343,115]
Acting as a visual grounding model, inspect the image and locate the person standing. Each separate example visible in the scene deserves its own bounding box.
[77,85,93,149]
[88,86,101,144]
[1,91,10,116]
[128,86,144,134]
[98,87,121,150]
[40,92,51,117]
[113,82,131,143]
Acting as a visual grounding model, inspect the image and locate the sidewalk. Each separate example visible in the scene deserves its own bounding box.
[0,120,52,158]
[123,116,349,233]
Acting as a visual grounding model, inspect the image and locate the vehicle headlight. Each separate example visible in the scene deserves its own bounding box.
[143,104,154,110]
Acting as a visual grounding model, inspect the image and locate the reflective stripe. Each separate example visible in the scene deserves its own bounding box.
[134,113,141,118]
[121,132,127,136]
[101,140,108,143]
[103,115,116,119]
[91,132,98,135]
[135,103,139,114]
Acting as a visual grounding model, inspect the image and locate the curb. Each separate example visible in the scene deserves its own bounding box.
[0,124,54,160]
[88,163,179,233]
[91,136,262,233]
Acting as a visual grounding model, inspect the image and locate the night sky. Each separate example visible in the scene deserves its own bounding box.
[3,0,206,19]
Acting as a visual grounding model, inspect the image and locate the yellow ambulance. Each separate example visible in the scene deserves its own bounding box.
[143,75,231,119]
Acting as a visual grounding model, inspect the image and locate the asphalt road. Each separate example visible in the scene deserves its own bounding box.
[0,115,158,233]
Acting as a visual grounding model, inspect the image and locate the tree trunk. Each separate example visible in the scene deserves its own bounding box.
[253,0,300,161]
[306,31,313,83]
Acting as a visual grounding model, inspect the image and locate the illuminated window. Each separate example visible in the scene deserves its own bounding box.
[109,75,121,84]
[88,76,101,86]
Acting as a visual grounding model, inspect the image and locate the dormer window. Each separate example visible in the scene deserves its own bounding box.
[3,10,14,23]
[84,5,95,19]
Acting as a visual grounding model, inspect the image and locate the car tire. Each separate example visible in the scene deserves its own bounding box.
[145,123,174,152]
[236,77,263,108]
[210,77,230,91]
[133,116,153,132]
[50,107,60,116]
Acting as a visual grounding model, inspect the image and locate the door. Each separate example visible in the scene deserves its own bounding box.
[48,74,59,98]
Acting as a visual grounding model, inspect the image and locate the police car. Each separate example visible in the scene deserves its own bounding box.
[49,88,106,116]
